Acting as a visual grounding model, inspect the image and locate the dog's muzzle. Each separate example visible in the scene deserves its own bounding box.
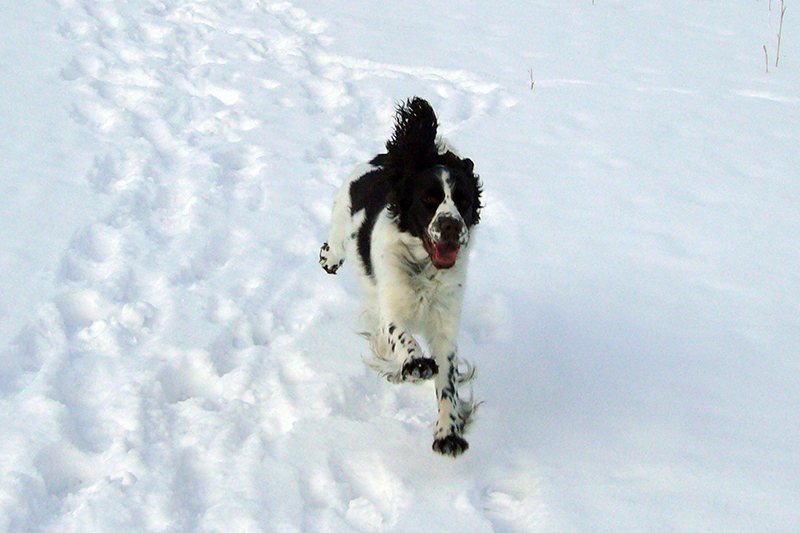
[424,215,468,269]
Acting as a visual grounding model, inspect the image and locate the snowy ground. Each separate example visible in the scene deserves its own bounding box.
[1,0,799,531]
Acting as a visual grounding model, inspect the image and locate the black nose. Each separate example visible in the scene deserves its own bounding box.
[439,217,463,242]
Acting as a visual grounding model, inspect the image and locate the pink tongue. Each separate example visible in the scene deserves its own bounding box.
[434,244,459,265]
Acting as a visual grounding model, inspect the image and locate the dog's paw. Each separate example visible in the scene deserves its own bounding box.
[401,357,438,381]
[319,242,344,274]
[432,434,469,457]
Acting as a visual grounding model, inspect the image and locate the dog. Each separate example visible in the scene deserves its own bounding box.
[319,97,482,456]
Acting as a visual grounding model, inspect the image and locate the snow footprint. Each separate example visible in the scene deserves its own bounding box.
[212,144,268,211]
[481,464,548,532]
[85,148,150,194]
[0,305,67,394]
[331,452,409,531]
[60,222,125,283]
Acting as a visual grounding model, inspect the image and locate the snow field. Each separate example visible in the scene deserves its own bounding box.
[2,0,535,531]
[1,0,799,531]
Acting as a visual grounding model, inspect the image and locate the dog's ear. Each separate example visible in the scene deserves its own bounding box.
[385,166,409,218]
[384,97,439,224]
[471,179,483,225]
[386,168,415,220]
[386,188,399,216]
[466,159,482,226]
[385,97,439,172]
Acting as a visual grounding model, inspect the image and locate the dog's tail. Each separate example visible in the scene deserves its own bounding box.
[385,97,439,166]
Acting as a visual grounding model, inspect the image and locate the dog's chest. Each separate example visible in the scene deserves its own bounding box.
[398,264,463,325]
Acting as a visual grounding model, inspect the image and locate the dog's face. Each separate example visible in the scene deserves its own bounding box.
[396,160,481,269]
[383,98,482,269]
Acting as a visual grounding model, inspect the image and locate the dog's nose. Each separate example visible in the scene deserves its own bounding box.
[439,217,463,242]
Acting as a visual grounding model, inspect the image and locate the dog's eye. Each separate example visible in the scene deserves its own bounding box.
[424,195,440,207]
[454,193,471,208]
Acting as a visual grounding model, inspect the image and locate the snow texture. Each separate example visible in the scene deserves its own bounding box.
[1,0,798,531]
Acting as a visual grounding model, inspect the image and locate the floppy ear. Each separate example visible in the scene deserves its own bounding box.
[386,188,399,215]
[466,159,482,225]
[386,98,438,154]
[385,166,413,220]
[385,97,440,173]
[384,98,439,222]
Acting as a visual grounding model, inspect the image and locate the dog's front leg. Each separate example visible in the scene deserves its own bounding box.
[319,178,354,275]
[366,268,439,382]
[367,321,439,383]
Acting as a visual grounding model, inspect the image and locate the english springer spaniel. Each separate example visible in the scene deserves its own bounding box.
[319,97,482,456]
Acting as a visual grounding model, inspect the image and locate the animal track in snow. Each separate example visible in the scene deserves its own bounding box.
[5,0,534,530]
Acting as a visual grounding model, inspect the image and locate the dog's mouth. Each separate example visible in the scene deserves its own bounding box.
[423,234,460,269]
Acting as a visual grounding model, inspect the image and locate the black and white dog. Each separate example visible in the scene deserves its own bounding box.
[319,97,482,456]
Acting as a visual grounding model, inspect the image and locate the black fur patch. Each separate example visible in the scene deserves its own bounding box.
[348,166,389,277]
[401,357,439,381]
[432,434,469,456]
[345,98,483,278]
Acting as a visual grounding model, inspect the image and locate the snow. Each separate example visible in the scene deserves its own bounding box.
[1,0,798,531]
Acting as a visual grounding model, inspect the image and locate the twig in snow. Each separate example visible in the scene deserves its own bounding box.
[776,0,786,67]
[764,44,770,73]
[529,69,535,89]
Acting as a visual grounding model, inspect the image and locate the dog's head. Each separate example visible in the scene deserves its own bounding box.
[385,98,482,269]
